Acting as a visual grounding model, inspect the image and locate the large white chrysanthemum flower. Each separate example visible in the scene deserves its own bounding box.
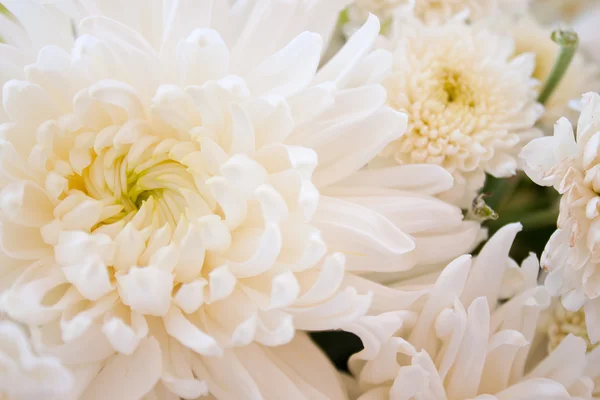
[349,224,600,399]
[373,19,543,207]
[511,17,600,126]
[0,320,73,400]
[0,0,483,397]
[521,92,600,349]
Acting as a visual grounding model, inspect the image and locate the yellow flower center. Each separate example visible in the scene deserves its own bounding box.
[385,66,484,169]
[548,303,599,353]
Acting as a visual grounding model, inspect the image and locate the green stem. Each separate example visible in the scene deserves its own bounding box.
[537,29,579,105]
[484,175,521,212]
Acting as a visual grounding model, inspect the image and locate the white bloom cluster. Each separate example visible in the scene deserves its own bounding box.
[0,0,599,399]
[521,92,600,347]
[375,18,542,206]
[0,0,482,398]
[351,225,600,400]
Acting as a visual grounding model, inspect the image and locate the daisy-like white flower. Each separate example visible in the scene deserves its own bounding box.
[511,17,600,126]
[0,0,473,397]
[373,18,543,207]
[0,320,73,400]
[349,224,600,399]
[521,91,600,348]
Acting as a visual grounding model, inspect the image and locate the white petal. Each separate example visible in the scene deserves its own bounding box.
[173,279,207,314]
[117,266,173,316]
[247,31,322,97]
[3,80,59,127]
[312,108,407,188]
[314,197,416,272]
[177,28,229,86]
[0,181,54,227]
[163,306,222,357]
[102,311,148,355]
[208,265,237,302]
[332,164,454,195]
[461,223,522,307]
[80,337,162,400]
[314,14,380,86]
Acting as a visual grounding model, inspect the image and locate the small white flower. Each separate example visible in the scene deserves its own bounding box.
[521,91,600,348]
[374,18,543,206]
[512,16,600,126]
[0,320,73,400]
[349,224,600,399]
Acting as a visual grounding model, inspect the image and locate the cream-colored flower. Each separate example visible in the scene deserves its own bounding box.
[350,224,600,399]
[521,91,600,349]
[374,18,543,207]
[0,0,469,397]
[0,320,73,400]
[512,16,600,126]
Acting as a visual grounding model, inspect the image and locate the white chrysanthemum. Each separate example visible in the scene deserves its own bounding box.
[521,92,600,349]
[0,0,472,397]
[373,19,543,207]
[512,17,600,126]
[349,224,600,400]
[0,320,73,400]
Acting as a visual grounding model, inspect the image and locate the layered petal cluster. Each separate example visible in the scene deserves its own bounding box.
[0,0,462,398]
[374,18,543,207]
[321,164,484,275]
[0,320,73,400]
[520,92,600,348]
[512,16,600,126]
[350,224,600,399]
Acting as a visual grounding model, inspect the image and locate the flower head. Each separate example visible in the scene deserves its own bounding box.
[350,224,600,399]
[521,91,600,347]
[0,0,432,397]
[375,19,543,206]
